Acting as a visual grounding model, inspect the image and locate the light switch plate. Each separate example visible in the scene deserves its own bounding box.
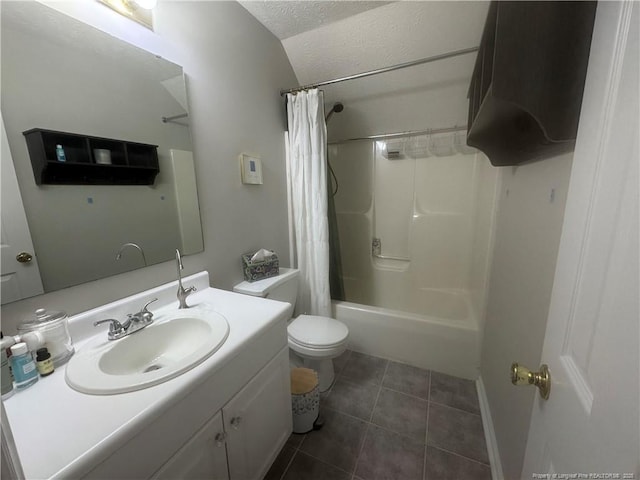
[239,154,263,185]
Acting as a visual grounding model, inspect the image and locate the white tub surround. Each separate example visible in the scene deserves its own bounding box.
[4,272,293,480]
[329,141,497,379]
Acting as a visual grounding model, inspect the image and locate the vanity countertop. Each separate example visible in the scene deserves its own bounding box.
[3,272,289,480]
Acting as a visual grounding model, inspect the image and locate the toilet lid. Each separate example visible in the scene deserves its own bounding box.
[288,315,348,349]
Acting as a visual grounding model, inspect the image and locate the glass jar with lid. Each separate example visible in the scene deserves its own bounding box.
[18,309,74,367]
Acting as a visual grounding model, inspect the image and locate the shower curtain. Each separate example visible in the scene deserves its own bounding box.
[285,89,331,317]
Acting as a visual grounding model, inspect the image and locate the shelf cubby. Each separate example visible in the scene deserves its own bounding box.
[23,128,159,185]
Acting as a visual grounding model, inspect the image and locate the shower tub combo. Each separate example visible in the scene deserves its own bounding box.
[328,134,497,380]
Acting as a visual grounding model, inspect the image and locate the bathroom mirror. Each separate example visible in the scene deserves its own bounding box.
[0,2,203,299]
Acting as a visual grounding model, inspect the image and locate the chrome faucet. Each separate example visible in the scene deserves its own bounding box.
[176,249,196,309]
[115,242,148,266]
[94,298,157,341]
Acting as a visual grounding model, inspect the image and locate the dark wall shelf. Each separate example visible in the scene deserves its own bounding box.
[467,1,597,166]
[23,128,159,185]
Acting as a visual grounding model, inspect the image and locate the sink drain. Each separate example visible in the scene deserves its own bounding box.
[143,364,163,373]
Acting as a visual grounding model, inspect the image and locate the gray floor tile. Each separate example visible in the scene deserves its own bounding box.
[427,403,489,465]
[355,424,425,480]
[299,408,367,473]
[383,361,431,400]
[268,354,492,479]
[341,351,388,386]
[286,432,304,449]
[430,371,480,414]
[324,378,379,420]
[425,446,492,480]
[333,349,352,375]
[371,388,428,442]
[282,451,351,480]
[264,444,296,480]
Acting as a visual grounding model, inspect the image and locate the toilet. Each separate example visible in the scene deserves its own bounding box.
[233,268,348,391]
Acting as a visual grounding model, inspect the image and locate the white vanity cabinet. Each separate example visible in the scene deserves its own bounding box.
[152,346,292,480]
[5,278,293,480]
[152,411,229,480]
[223,345,292,479]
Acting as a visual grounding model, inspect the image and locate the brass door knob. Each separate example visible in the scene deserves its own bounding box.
[511,362,551,400]
[16,252,33,263]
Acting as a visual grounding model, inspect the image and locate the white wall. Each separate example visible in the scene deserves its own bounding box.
[480,153,573,479]
[0,1,297,333]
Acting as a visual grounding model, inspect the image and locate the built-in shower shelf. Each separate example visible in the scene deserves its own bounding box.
[372,255,410,273]
[373,252,410,262]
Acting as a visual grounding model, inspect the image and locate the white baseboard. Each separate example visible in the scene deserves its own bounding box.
[476,376,504,480]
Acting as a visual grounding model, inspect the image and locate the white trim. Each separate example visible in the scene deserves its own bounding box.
[475,161,503,331]
[560,354,593,414]
[476,376,504,480]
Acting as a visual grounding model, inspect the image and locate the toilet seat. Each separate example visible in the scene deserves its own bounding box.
[287,315,349,349]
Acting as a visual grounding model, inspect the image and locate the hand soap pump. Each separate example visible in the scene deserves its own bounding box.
[10,343,38,390]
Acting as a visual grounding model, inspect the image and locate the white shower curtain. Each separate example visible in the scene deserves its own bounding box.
[285,89,331,317]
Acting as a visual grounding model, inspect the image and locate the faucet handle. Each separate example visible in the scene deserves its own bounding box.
[136,298,158,322]
[94,318,124,339]
[141,298,158,314]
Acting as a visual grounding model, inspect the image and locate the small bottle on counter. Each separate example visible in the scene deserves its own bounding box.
[10,343,38,390]
[55,144,66,162]
[35,347,54,377]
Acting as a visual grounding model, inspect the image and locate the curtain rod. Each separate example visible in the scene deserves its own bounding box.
[328,125,467,145]
[280,46,479,96]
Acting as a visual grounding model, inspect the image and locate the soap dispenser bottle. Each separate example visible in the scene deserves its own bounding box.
[10,343,38,390]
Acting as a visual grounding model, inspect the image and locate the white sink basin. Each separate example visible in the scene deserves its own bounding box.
[66,305,229,394]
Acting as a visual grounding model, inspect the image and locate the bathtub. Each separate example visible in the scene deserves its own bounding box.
[332,289,480,379]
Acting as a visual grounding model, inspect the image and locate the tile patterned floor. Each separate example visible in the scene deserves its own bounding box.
[265,350,492,480]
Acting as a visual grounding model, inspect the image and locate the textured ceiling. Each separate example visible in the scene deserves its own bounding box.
[239,1,489,96]
[238,1,391,40]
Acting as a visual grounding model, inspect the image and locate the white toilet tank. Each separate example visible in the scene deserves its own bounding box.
[233,268,299,318]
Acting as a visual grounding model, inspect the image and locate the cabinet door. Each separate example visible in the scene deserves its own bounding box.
[152,410,229,480]
[224,347,292,480]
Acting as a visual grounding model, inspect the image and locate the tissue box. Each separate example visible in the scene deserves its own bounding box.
[242,251,279,282]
